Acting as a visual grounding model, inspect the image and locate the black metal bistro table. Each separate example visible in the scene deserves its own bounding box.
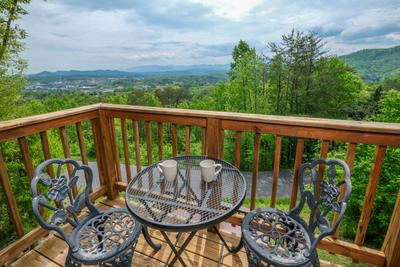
[125,156,247,266]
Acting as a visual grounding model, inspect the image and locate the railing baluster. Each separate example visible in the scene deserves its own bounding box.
[76,122,91,191]
[120,118,132,183]
[109,118,122,182]
[220,129,224,159]
[145,121,153,188]
[289,138,305,209]
[40,131,54,177]
[132,120,142,173]
[332,142,357,239]
[172,123,178,157]
[0,150,24,237]
[146,121,153,165]
[234,131,242,169]
[201,127,206,156]
[382,191,400,267]
[250,131,261,210]
[17,137,34,182]
[157,122,164,160]
[316,140,330,200]
[90,118,105,186]
[271,135,282,208]
[185,126,190,156]
[355,145,386,246]
[145,121,152,165]
[59,126,77,196]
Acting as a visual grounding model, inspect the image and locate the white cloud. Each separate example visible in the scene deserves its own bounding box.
[192,0,263,21]
[20,0,400,73]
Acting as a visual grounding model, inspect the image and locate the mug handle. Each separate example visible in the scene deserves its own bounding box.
[157,163,164,176]
[214,164,222,177]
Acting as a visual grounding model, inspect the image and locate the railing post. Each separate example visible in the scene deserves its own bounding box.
[97,109,118,200]
[382,191,400,267]
[206,118,222,158]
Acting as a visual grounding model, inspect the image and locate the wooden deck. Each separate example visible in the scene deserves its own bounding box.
[10,197,342,267]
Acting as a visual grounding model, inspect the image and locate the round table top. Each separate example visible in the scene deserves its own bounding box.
[125,156,247,232]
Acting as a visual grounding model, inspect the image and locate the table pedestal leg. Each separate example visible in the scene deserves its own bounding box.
[161,231,196,267]
[143,226,161,251]
[213,226,243,253]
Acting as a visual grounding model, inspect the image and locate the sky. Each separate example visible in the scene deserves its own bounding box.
[20,0,400,73]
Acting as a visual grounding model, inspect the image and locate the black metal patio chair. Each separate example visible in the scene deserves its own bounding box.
[31,159,159,267]
[242,158,352,267]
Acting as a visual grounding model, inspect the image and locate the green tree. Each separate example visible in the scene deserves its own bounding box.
[0,0,30,120]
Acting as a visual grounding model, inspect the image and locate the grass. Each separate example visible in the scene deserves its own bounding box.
[240,197,373,267]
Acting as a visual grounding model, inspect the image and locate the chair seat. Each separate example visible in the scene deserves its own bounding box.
[242,208,312,266]
[70,208,141,264]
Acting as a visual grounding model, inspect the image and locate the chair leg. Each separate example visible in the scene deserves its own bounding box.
[65,250,82,267]
[100,247,134,267]
[309,250,320,267]
[245,247,262,267]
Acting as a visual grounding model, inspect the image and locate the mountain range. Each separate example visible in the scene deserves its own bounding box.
[340,45,400,83]
[30,46,400,83]
[32,64,230,79]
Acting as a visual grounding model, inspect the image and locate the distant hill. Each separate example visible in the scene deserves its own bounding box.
[340,45,400,83]
[32,69,136,78]
[30,64,229,79]
[126,64,229,74]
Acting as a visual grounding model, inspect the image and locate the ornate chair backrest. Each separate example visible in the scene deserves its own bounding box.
[289,158,351,252]
[31,159,99,250]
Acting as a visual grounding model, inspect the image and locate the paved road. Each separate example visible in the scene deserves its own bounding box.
[83,162,294,198]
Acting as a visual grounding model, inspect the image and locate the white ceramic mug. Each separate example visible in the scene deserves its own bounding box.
[200,159,222,183]
[157,159,178,182]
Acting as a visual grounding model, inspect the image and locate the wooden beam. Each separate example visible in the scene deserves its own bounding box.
[0,150,24,238]
[90,118,105,186]
[17,137,34,182]
[355,145,386,246]
[185,126,191,156]
[75,122,90,191]
[120,118,132,183]
[98,110,118,200]
[40,131,53,177]
[206,118,222,158]
[100,103,400,136]
[157,122,164,160]
[332,142,357,239]
[109,119,122,182]
[289,138,304,209]
[145,121,152,165]
[382,191,400,267]
[221,120,400,147]
[250,131,261,210]
[271,135,282,208]
[172,123,178,157]
[234,131,242,169]
[201,127,207,156]
[132,120,142,173]
[59,126,77,196]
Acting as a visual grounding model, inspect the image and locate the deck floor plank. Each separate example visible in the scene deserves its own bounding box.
[10,197,343,267]
[11,250,61,267]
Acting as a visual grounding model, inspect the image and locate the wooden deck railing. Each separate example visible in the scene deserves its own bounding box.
[0,103,399,266]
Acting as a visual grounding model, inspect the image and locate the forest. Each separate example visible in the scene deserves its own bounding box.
[0,1,400,261]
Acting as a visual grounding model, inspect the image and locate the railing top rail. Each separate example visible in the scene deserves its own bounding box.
[101,103,400,135]
[0,104,101,132]
[0,103,399,136]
